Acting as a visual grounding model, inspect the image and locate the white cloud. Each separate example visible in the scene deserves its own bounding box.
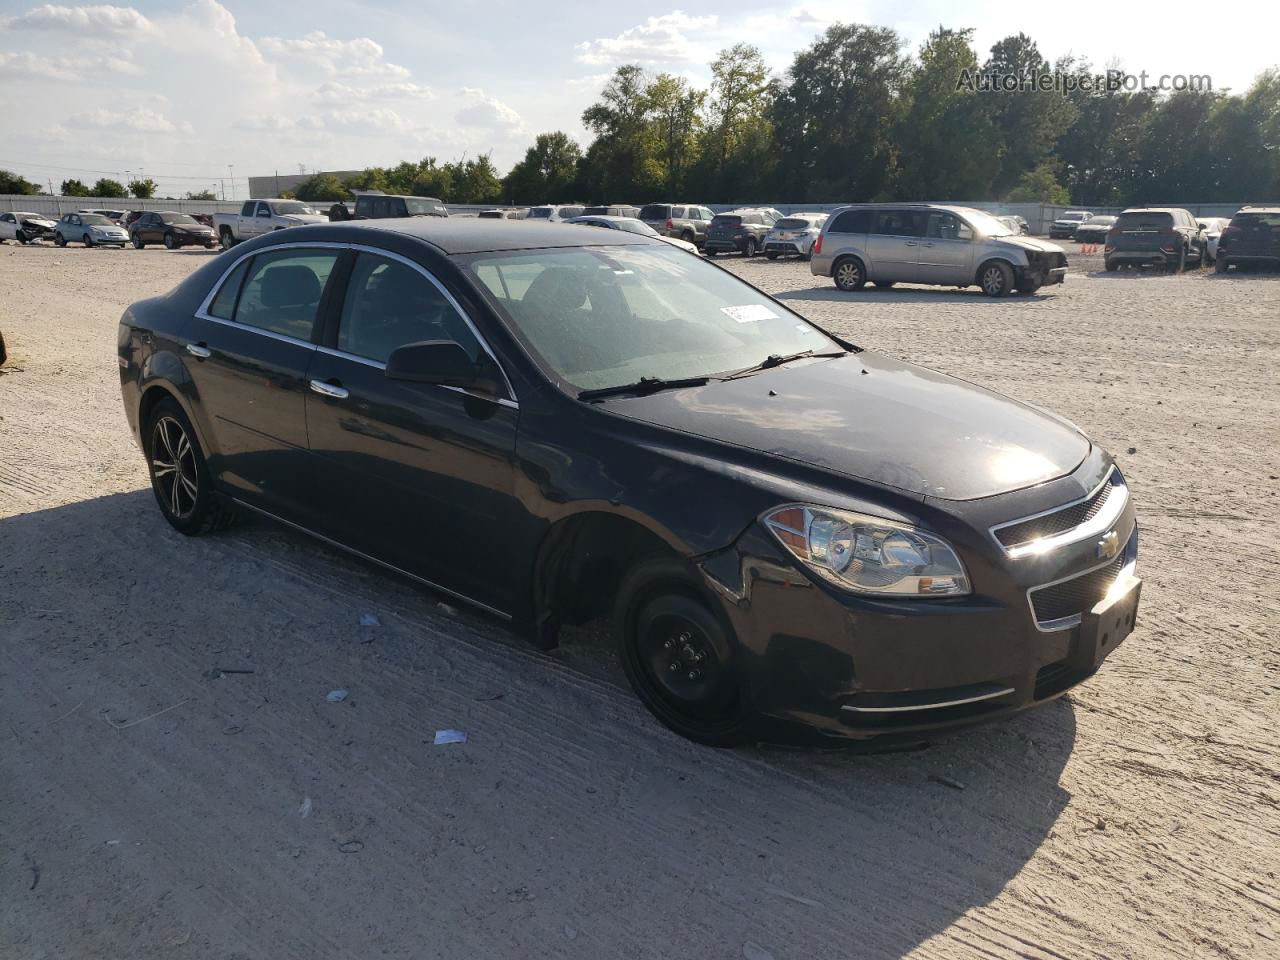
[315,81,435,104]
[258,30,410,78]
[5,3,152,34]
[68,105,193,134]
[0,50,141,81]
[455,88,524,130]
[575,11,717,65]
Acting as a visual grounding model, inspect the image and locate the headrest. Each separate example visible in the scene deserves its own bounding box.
[261,265,322,308]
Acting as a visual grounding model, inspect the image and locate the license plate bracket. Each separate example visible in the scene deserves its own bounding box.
[1079,576,1141,668]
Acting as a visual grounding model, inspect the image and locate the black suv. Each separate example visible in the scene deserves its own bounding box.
[1104,207,1205,272]
[350,193,449,219]
[1216,207,1280,273]
[704,209,778,257]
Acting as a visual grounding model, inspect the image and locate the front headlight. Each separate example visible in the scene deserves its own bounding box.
[763,504,970,597]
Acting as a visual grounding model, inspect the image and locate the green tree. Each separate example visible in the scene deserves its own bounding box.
[293,173,350,202]
[61,178,91,196]
[129,178,157,199]
[0,169,40,194]
[771,24,908,202]
[581,64,662,200]
[981,34,1077,193]
[896,28,998,199]
[644,75,704,197]
[450,155,502,204]
[698,44,772,199]
[1006,163,1070,204]
[90,178,128,198]
[184,189,217,201]
[503,132,583,204]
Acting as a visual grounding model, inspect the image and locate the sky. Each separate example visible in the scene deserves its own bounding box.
[0,0,1275,199]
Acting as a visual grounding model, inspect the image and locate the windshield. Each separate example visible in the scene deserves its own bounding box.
[528,208,552,218]
[80,214,112,225]
[615,219,660,237]
[465,245,842,393]
[162,214,198,224]
[961,209,1014,237]
[406,197,446,216]
[271,201,317,215]
[1060,212,1088,221]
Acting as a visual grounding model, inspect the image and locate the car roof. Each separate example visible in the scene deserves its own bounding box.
[1237,206,1280,214]
[1119,207,1186,214]
[297,218,657,254]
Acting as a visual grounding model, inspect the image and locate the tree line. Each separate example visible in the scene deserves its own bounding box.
[6,23,1277,208]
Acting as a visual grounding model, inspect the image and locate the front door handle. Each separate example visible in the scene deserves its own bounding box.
[309,379,349,399]
[186,342,211,359]
[904,240,918,246]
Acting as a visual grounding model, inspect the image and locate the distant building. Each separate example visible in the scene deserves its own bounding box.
[246,170,364,198]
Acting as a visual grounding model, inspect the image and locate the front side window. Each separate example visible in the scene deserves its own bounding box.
[338,254,479,364]
[925,212,964,240]
[465,245,841,393]
[233,249,337,340]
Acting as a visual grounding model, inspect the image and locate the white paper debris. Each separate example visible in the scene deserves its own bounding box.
[721,304,778,323]
[433,729,467,745]
[326,689,348,703]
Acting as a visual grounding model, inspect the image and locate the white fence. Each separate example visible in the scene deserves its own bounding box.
[0,194,242,217]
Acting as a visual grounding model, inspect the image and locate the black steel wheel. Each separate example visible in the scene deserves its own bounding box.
[145,398,236,536]
[615,557,751,746]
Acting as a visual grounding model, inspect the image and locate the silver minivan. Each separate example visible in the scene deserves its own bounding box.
[810,203,1069,297]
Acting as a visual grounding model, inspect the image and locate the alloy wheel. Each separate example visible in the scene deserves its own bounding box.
[835,260,863,290]
[151,416,199,519]
[982,265,1006,295]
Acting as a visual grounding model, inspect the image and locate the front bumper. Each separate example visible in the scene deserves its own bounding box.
[696,461,1138,744]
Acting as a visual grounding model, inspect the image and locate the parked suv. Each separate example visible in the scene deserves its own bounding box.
[811,203,1068,296]
[1104,208,1206,272]
[581,204,639,217]
[637,203,715,246]
[704,209,777,257]
[353,193,448,219]
[1048,210,1093,239]
[1215,207,1280,273]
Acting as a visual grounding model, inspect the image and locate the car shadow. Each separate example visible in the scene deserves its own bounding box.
[2,490,1076,957]
[773,286,1055,305]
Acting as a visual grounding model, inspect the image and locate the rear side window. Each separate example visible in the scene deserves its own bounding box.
[338,254,478,364]
[871,210,924,237]
[639,204,670,220]
[207,259,250,320]
[1116,212,1173,230]
[233,249,338,341]
[828,210,870,234]
[355,196,373,216]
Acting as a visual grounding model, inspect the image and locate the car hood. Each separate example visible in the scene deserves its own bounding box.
[993,235,1066,255]
[604,352,1090,501]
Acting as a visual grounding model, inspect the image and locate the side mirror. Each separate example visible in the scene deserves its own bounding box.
[385,340,498,395]
[957,225,974,241]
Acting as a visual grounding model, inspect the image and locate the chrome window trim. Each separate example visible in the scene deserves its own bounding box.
[314,344,518,409]
[841,686,1014,714]
[990,465,1126,558]
[194,240,519,406]
[230,498,512,621]
[1025,544,1130,634]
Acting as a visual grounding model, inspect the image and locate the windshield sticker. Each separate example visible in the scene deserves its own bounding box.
[721,304,778,323]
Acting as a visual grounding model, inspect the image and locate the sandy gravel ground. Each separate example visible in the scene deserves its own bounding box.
[1,240,1277,960]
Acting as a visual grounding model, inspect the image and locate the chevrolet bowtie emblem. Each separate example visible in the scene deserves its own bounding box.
[1097,530,1120,560]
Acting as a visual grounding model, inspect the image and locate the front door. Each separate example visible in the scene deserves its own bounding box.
[865,209,924,282]
[184,247,341,522]
[303,250,522,613]
[916,211,975,285]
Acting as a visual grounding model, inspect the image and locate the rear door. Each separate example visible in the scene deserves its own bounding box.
[866,209,924,282]
[186,247,341,524]
[303,250,522,612]
[916,211,974,285]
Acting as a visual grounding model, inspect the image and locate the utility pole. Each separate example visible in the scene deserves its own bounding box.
[227,164,235,202]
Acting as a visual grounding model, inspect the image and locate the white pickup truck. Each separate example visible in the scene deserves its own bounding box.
[213,199,328,249]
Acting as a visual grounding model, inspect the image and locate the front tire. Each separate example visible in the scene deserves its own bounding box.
[743,238,757,257]
[871,280,896,288]
[614,557,751,747]
[15,229,28,244]
[833,256,866,291]
[54,232,66,247]
[1105,258,1118,272]
[979,260,1013,297]
[82,233,94,248]
[145,398,236,536]
[1170,246,1186,273]
[163,232,177,250]
[132,234,145,249]
[765,251,778,260]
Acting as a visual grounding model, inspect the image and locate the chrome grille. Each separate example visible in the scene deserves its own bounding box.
[995,472,1120,548]
[1030,554,1125,624]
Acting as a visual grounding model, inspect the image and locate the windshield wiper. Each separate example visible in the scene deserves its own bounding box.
[723,349,846,380]
[577,375,710,402]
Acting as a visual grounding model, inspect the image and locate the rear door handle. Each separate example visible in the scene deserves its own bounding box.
[904,241,918,246]
[186,342,211,359]
[309,379,349,399]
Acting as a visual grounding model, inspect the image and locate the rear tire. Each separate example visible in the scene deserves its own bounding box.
[219,228,235,251]
[765,251,778,260]
[1170,246,1186,273]
[144,397,237,536]
[15,229,28,244]
[743,238,757,257]
[1215,255,1229,274]
[1105,258,1118,272]
[614,557,752,747]
[833,256,866,291]
[871,280,896,288]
